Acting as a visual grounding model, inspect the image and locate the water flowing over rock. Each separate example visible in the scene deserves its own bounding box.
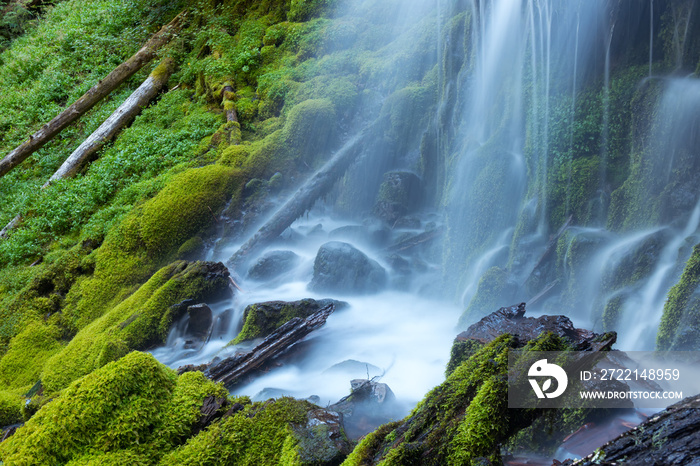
[328,379,400,440]
[309,241,387,294]
[246,250,300,281]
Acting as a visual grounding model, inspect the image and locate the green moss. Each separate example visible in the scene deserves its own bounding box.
[0,389,23,427]
[0,352,228,464]
[288,0,336,22]
[657,244,700,350]
[445,339,483,377]
[280,98,337,168]
[341,422,401,466]
[160,397,320,465]
[233,299,330,344]
[42,261,230,394]
[177,236,205,260]
[0,320,64,391]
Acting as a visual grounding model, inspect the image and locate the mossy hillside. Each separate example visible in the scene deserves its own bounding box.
[657,243,700,350]
[41,260,231,394]
[59,164,242,332]
[0,351,229,464]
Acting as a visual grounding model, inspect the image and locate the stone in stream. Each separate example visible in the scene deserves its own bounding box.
[185,303,213,340]
[309,241,387,294]
[247,250,300,281]
[328,379,400,440]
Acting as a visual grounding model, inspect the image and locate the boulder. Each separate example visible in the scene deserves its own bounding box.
[373,171,422,224]
[328,379,400,439]
[233,298,345,344]
[309,241,387,294]
[247,250,300,281]
[185,304,213,341]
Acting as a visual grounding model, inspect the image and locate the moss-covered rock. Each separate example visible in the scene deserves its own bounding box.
[159,397,351,465]
[0,352,229,464]
[42,261,231,394]
[233,298,340,344]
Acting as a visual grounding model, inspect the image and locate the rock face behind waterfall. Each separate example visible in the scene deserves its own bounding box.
[309,241,387,294]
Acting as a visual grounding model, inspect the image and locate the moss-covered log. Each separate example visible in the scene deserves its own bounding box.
[0,12,184,178]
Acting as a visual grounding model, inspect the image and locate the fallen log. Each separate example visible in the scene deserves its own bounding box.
[200,303,334,388]
[44,59,175,185]
[384,226,444,253]
[0,12,184,178]
[227,131,366,268]
[0,60,175,239]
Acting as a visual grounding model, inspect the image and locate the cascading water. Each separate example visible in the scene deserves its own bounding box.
[150,0,700,425]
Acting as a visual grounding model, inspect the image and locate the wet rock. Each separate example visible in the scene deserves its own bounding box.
[385,254,411,275]
[305,223,325,237]
[234,298,345,343]
[393,217,421,229]
[373,171,422,224]
[329,225,367,242]
[290,408,353,465]
[247,250,300,281]
[328,379,399,439]
[309,241,387,294]
[564,394,700,465]
[185,304,212,341]
[456,302,613,350]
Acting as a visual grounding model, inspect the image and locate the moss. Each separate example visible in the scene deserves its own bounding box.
[445,339,483,377]
[232,299,332,344]
[0,352,228,464]
[219,144,252,167]
[42,261,230,394]
[177,236,205,260]
[341,422,401,466]
[288,0,336,22]
[61,164,243,330]
[280,98,337,168]
[0,320,64,391]
[159,397,327,465]
[0,390,23,427]
[657,244,700,350]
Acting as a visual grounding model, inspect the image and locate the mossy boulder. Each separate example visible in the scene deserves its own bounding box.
[281,98,337,168]
[0,352,228,465]
[42,261,231,393]
[309,242,387,295]
[233,298,342,344]
[159,397,352,465]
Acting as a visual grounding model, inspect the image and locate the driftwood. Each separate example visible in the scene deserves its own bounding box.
[203,303,334,388]
[0,61,175,239]
[44,59,175,185]
[227,132,365,268]
[0,12,184,178]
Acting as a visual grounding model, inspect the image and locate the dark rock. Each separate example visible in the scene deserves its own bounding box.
[234,298,345,343]
[385,254,411,275]
[247,250,300,281]
[373,171,422,224]
[309,241,387,294]
[185,304,213,341]
[563,394,700,465]
[193,395,228,435]
[305,223,325,237]
[456,303,613,350]
[328,379,399,439]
